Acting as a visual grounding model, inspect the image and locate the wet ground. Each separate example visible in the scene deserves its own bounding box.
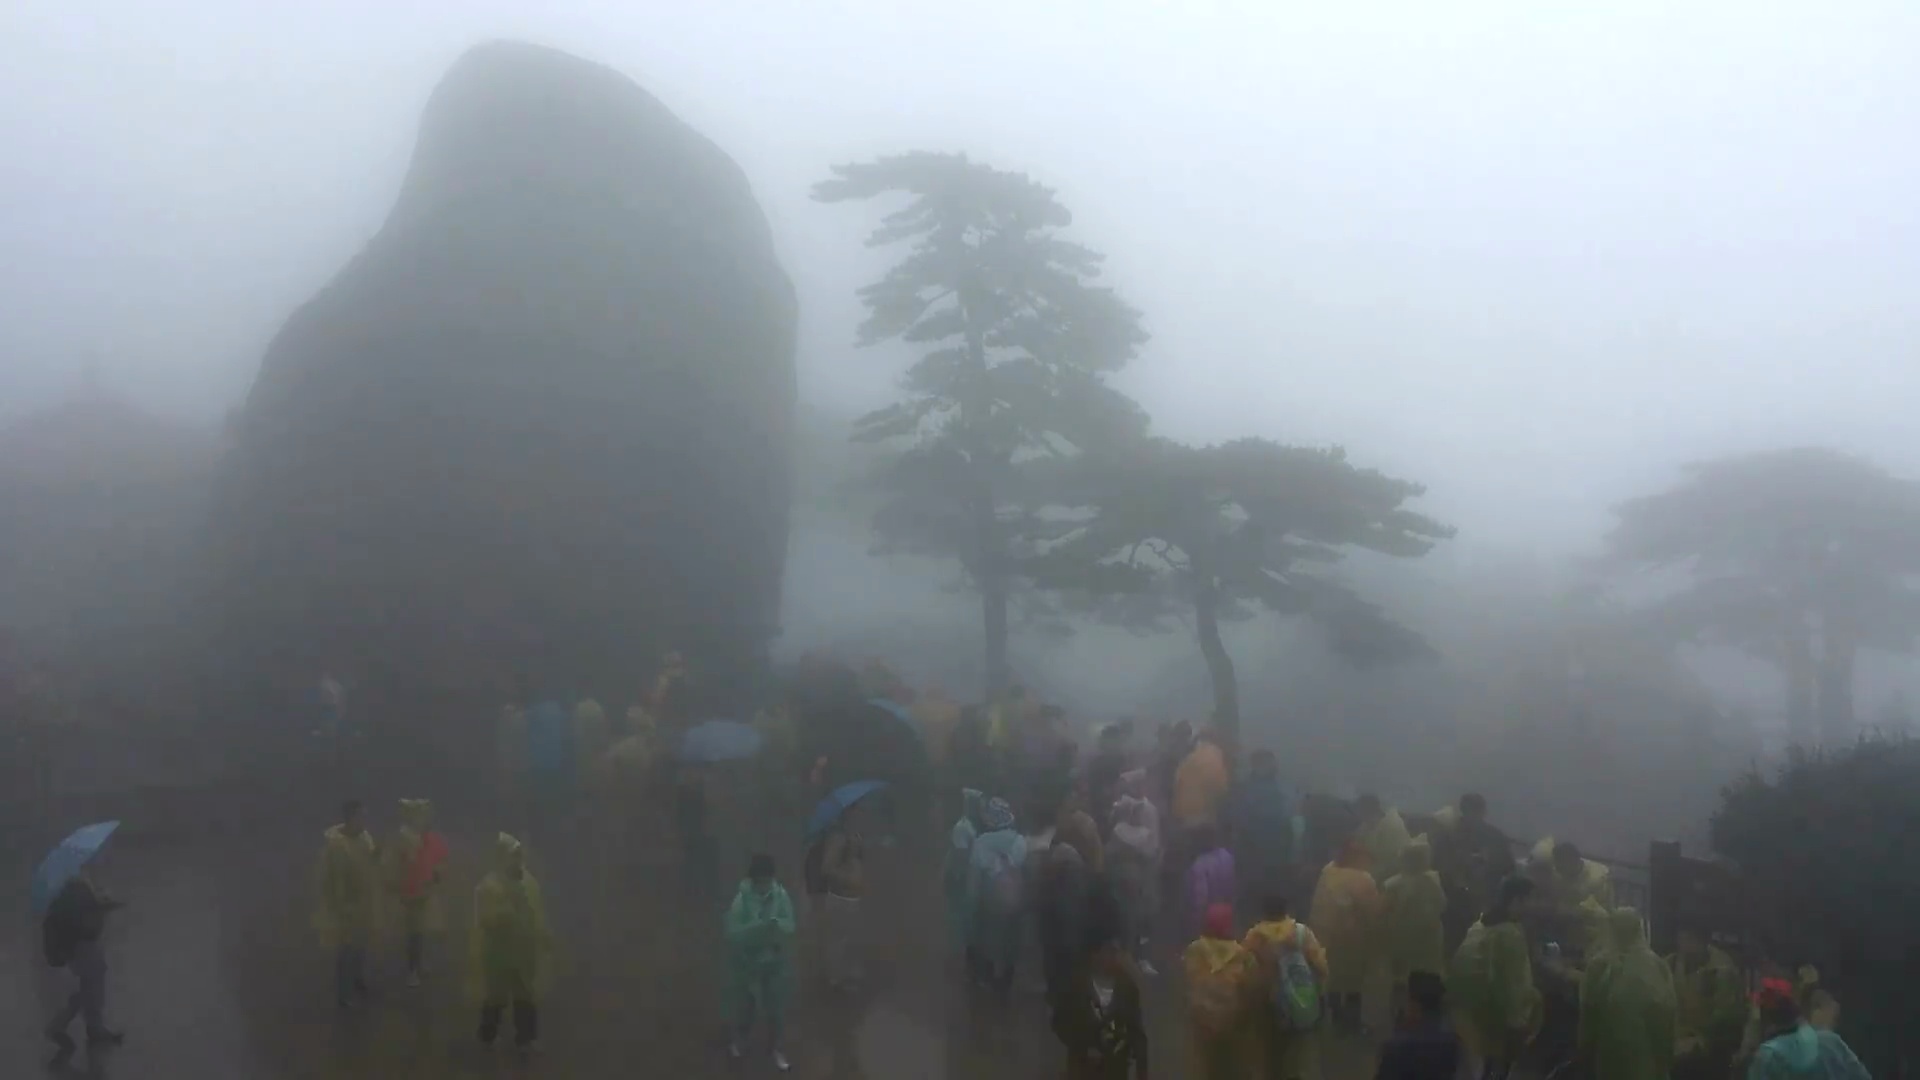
[4,771,1387,1079]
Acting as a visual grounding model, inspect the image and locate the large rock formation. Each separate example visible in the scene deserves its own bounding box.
[211,42,796,707]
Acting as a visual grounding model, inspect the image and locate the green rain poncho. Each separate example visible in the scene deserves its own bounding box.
[313,824,380,948]
[1671,942,1745,1056]
[1578,908,1678,1080]
[467,834,554,1004]
[1383,836,1449,983]
[723,877,796,1027]
[1358,806,1414,884]
[1451,917,1541,1060]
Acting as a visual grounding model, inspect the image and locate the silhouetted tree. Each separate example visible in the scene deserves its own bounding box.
[1607,448,1920,744]
[1713,735,1920,1073]
[1030,436,1451,737]
[813,152,1148,696]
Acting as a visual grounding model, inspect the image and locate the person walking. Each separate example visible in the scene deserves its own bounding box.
[387,798,448,987]
[1375,971,1463,1080]
[1184,902,1256,1079]
[1052,935,1151,1080]
[965,796,1028,998]
[314,799,379,1009]
[469,833,553,1050]
[43,873,124,1056]
[724,853,797,1072]
[818,805,868,990]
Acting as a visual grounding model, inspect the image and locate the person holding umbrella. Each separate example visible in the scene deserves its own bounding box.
[803,780,887,991]
[37,820,125,1056]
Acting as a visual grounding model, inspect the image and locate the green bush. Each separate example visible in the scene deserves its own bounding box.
[1712,734,1920,1072]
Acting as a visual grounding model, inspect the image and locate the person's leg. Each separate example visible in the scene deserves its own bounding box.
[334,946,354,1006]
[478,1001,503,1045]
[75,945,111,1041]
[46,981,82,1050]
[730,985,757,1053]
[350,941,369,993]
[405,932,424,980]
[512,999,538,1046]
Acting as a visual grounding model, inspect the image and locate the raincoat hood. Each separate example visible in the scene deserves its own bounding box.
[495,832,525,874]
[399,798,433,830]
[1401,836,1433,874]
[1608,907,1648,952]
[981,797,1015,832]
[1188,935,1245,975]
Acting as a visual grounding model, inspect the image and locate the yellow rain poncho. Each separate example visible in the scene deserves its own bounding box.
[1671,941,1745,1059]
[1357,806,1413,884]
[1532,836,1615,909]
[313,823,380,948]
[1451,917,1542,1060]
[1184,929,1257,1077]
[1577,908,1677,1080]
[912,693,963,768]
[1383,837,1449,983]
[1310,845,1382,996]
[1173,738,1230,828]
[467,834,555,1005]
[386,799,447,935]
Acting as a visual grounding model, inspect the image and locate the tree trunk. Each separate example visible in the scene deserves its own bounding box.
[1817,614,1857,744]
[1783,621,1817,746]
[1191,566,1240,743]
[981,569,1010,698]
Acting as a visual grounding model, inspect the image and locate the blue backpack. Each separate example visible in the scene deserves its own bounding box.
[1270,926,1323,1031]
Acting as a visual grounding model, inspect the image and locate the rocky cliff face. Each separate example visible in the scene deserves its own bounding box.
[212,41,796,705]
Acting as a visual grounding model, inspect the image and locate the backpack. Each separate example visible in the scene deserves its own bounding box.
[984,846,1025,914]
[1270,926,1323,1031]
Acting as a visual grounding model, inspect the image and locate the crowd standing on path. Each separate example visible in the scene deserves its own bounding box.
[26,650,1881,1079]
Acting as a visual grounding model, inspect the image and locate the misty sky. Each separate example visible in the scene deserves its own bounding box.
[4,1,1917,554]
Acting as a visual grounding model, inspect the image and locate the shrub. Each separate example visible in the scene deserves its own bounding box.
[1711,734,1920,1072]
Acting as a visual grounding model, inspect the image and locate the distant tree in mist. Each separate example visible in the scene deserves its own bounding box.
[1029,436,1451,738]
[813,151,1148,697]
[1607,447,1920,744]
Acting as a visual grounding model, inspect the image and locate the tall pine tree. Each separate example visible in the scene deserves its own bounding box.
[814,152,1147,695]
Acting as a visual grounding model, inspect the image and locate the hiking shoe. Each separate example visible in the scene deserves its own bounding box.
[406,972,423,989]
[728,1041,744,1060]
[1137,959,1159,978]
[773,1050,792,1073]
[46,1029,76,1055]
[87,1030,124,1047]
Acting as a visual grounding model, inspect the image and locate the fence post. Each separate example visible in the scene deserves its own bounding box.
[1648,838,1683,956]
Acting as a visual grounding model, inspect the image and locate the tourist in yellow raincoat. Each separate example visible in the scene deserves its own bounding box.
[1310,837,1382,1034]
[1354,794,1412,884]
[1243,895,1328,1080]
[314,800,379,1008]
[1451,876,1542,1076]
[1173,729,1230,831]
[386,798,448,986]
[1383,836,1449,994]
[1184,902,1257,1079]
[469,833,554,1049]
[1577,908,1677,1080]
[1669,926,1745,1079]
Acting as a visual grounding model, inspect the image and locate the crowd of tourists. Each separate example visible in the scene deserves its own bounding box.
[29,652,1877,1079]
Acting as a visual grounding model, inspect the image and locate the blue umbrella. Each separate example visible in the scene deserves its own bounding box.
[33,821,119,915]
[806,779,890,841]
[679,720,764,764]
[867,697,919,734]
